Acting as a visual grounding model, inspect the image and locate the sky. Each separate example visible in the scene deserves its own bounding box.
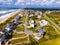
[0,0,60,9]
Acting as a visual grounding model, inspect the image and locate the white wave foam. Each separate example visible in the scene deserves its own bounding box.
[0,10,17,14]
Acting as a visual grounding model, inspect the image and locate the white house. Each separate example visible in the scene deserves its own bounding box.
[37,15,42,19]
[29,19,34,28]
[40,20,49,27]
[33,33,43,41]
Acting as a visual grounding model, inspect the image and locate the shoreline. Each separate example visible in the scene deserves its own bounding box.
[0,10,20,24]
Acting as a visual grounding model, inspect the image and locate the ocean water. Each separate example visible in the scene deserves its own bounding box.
[0,9,18,17]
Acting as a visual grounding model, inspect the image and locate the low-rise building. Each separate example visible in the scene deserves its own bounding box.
[29,19,34,28]
[40,19,49,27]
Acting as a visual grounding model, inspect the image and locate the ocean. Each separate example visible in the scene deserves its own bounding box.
[0,8,18,17]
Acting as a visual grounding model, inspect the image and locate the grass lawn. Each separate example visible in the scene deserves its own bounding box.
[16,25,24,31]
[43,25,60,40]
[46,12,60,26]
[38,38,60,45]
[13,33,26,38]
[11,36,29,44]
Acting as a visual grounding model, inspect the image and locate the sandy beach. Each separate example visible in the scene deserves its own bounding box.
[0,10,20,24]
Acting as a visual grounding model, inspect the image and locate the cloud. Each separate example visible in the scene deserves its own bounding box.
[26,2,31,5]
[25,0,56,6]
[56,1,60,4]
[15,0,25,5]
[0,0,12,2]
[0,0,6,2]
[31,0,35,1]
[40,0,55,6]
[0,0,60,8]
[0,0,12,5]
[7,0,12,4]
[7,0,12,2]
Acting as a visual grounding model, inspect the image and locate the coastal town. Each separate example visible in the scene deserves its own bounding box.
[0,9,60,45]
